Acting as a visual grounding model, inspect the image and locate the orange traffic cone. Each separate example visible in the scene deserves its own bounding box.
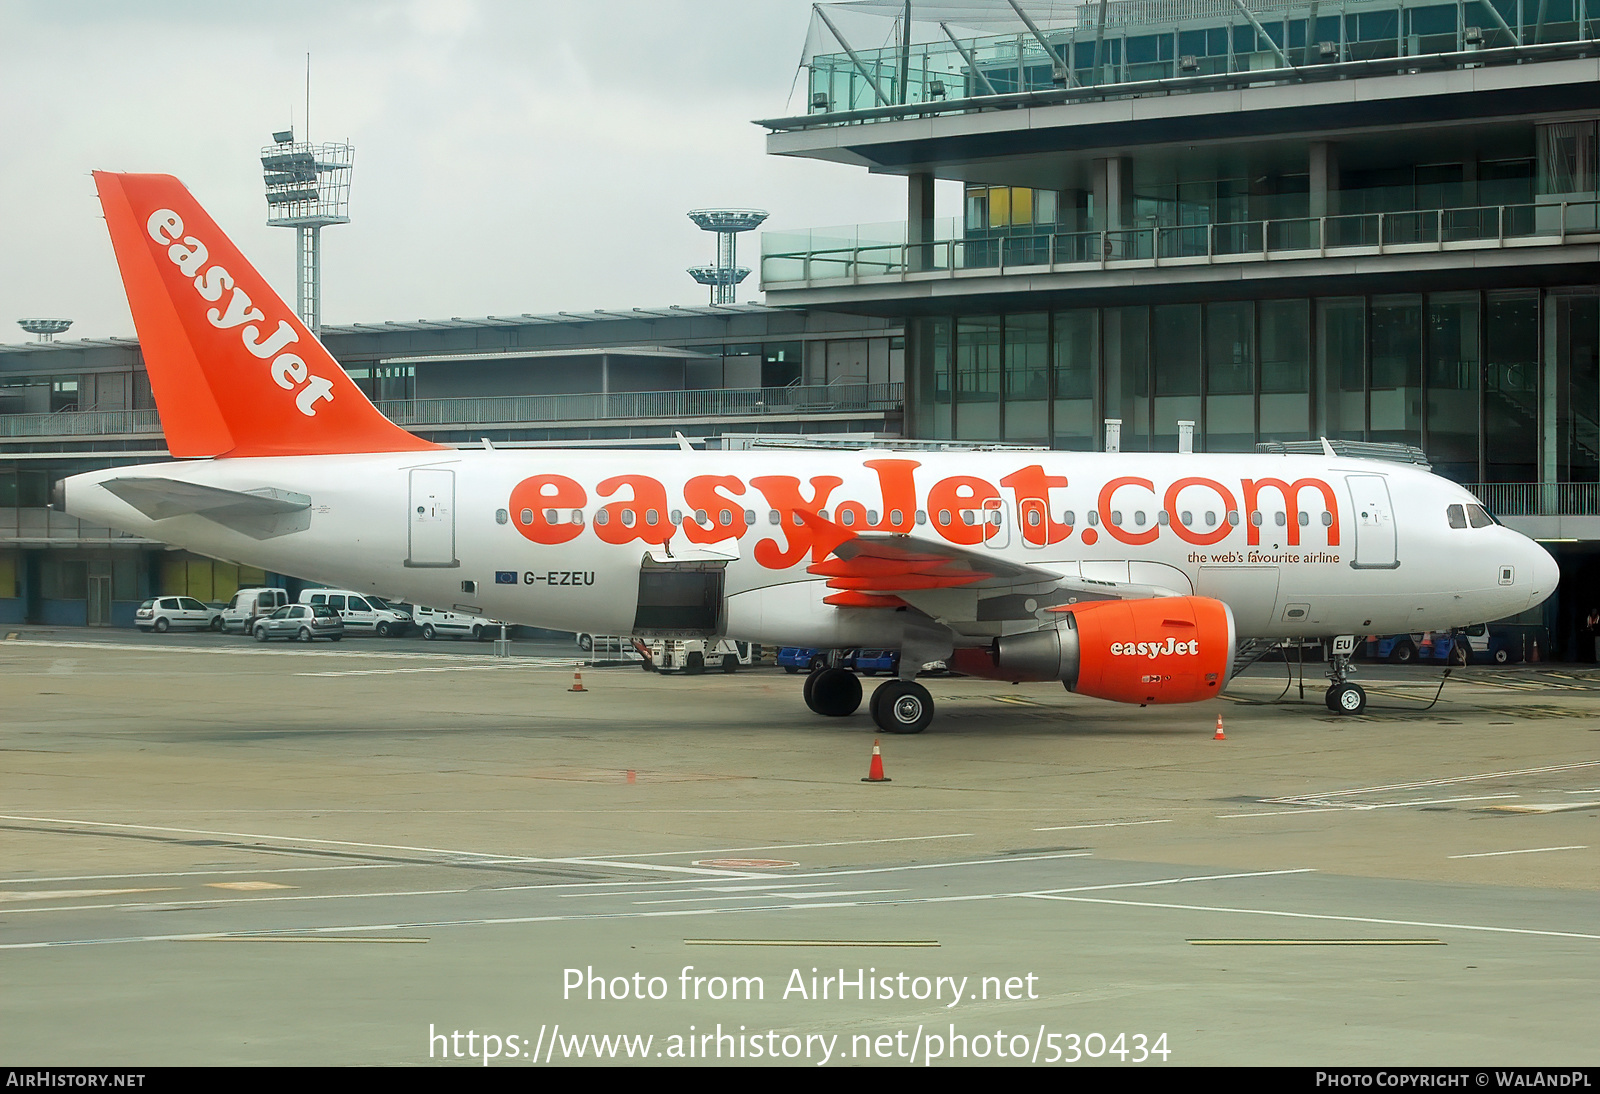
[861,739,891,783]
[1213,714,1226,740]
[570,669,587,693]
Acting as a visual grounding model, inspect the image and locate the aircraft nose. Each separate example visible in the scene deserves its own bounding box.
[1524,539,1560,608]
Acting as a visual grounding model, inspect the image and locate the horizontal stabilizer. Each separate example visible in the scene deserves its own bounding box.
[101,477,311,540]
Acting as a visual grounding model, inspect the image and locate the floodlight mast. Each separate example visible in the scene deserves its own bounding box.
[686,209,769,305]
[260,129,353,337]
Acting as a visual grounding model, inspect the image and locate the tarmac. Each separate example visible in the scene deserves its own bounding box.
[0,626,1596,1066]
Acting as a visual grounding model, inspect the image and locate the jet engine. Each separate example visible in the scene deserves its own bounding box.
[977,595,1237,705]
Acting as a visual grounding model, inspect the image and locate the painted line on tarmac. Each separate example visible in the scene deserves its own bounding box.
[0,814,771,880]
[0,864,405,885]
[563,882,834,900]
[1028,895,1600,942]
[298,661,578,676]
[1024,868,1314,898]
[0,851,1103,918]
[594,833,977,859]
[1220,794,1521,817]
[633,889,910,906]
[685,939,940,948]
[1261,760,1600,806]
[182,936,429,943]
[1448,845,1589,859]
[0,887,178,903]
[1187,938,1445,945]
[1033,819,1172,832]
[3,639,553,664]
[0,863,1317,949]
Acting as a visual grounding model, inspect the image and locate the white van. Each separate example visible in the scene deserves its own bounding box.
[220,587,289,633]
[411,605,502,641]
[298,589,412,636]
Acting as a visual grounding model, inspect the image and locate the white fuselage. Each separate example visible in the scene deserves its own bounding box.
[64,449,1557,648]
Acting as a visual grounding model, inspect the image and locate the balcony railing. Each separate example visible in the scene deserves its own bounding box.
[0,385,904,441]
[761,201,1599,288]
[374,383,904,427]
[1466,483,1600,518]
[0,408,163,438]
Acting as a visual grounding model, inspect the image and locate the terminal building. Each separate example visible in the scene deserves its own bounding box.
[0,306,903,626]
[757,0,1600,654]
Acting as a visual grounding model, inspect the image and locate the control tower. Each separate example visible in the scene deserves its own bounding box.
[261,129,353,337]
[18,319,72,343]
[687,208,768,305]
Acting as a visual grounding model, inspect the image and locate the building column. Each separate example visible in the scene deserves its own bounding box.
[1310,141,1340,219]
[1057,187,1090,234]
[903,318,925,437]
[21,548,41,625]
[1092,157,1133,233]
[908,171,936,272]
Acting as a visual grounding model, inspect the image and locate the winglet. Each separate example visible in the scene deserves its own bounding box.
[93,171,442,458]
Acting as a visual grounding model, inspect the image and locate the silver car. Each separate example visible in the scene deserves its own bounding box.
[136,596,223,633]
[253,604,344,643]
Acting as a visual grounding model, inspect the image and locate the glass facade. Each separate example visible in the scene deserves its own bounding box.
[807,0,1599,113]
[914,286,1600,484]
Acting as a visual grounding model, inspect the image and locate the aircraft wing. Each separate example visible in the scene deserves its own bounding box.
[801,514,1187,634]
[100,476,312,540]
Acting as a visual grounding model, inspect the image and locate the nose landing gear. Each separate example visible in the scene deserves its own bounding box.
[1323,635,1367,715]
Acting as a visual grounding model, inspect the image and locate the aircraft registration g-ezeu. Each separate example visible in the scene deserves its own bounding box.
[60,172,1560,734]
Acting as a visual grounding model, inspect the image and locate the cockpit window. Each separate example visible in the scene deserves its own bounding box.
[1447,504,1467,529]
[1466,504,1494,528]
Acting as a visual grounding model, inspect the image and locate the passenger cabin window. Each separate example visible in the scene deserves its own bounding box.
[1447,504,1467,529]
[349,598,370,611]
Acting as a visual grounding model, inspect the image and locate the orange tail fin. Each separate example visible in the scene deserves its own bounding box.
[93,171,442,458]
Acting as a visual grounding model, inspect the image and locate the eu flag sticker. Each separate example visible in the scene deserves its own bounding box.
[494,571,518,585]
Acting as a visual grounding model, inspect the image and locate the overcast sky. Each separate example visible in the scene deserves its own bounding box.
[0,0,951,342]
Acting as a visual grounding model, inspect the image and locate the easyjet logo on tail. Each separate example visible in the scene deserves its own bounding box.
[145,209,334,417]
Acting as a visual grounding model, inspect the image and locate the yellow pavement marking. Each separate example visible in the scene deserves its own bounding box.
[1480,802,1600,814]
[205,881,298,891]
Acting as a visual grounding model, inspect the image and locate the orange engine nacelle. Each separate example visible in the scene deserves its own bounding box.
[986,595,1237,705]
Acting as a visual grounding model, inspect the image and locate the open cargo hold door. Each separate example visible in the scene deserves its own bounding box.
[632,556,727,637]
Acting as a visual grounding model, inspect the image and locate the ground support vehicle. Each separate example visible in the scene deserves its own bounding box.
[648,638,752,674]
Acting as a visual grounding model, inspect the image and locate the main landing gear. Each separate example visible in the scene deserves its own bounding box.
[1324,635,1367,715]
[802,660,936,734]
